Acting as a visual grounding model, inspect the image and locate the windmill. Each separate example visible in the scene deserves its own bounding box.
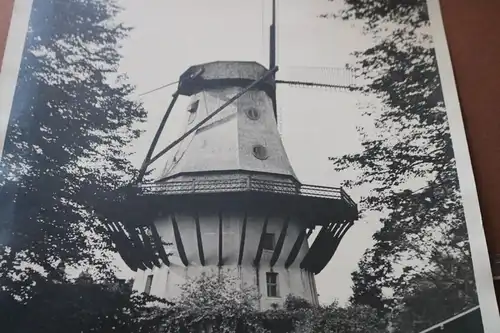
[97,0,359,309]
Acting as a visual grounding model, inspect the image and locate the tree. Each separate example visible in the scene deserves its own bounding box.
[158,271,267,333]
[155,272,386,333]
[0,269,168,333]
[324,0,478,329]
[391,251,478,332]
[0,0,146,303]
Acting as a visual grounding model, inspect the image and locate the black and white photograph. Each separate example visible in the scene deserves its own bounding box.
[1,0,499,332]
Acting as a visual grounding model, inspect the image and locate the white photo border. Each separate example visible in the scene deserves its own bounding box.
[427,0,500,331]
[0,0,33,155]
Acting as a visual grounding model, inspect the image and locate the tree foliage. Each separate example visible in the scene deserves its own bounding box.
[392,251,477,332]
[326,0,478,330]
[156,272,385,333]
[158,272,267,333]
[0,270,167,333]
[0,0,145,302]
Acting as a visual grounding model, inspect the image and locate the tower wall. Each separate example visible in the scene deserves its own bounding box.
[162,87,297,181]
[132,209,318,309]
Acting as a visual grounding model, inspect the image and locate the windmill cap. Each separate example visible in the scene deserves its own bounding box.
[177,61,276,96]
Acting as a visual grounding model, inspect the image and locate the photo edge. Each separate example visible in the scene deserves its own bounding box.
[427,0,500,330]
[0,0,33,156]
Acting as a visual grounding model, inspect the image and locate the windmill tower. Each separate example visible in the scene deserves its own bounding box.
[99,1,358,310]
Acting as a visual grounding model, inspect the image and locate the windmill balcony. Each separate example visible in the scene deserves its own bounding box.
[134,173,358,224]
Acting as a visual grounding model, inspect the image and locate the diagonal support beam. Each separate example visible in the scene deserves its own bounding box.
[171,214,189,267]
[147,66,279,166]
[307,223,342,274]
[300,225,331,271]
[115,223,146,271]
[218,212,224,267]
[136,91,180,183]
[237,213,248,266]
[312,221,354,274]
[285,227,307,269]
[150,224,170,266]
[105,223,139,272]
[270,216,290,267]
[140,226,161,268]
[126,225,154,270]
[254,215,270,267]
[194,213,205,266]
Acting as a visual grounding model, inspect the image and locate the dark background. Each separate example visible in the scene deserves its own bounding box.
[1,0,499,301]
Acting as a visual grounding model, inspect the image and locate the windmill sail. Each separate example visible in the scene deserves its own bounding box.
[276,66,358,91]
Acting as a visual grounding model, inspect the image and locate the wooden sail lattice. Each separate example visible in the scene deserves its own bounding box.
[277,65,359,91]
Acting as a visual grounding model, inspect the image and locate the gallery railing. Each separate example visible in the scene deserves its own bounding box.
[137,176,357,211]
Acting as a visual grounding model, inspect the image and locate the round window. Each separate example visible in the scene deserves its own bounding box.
[245,108,260,120]
[252,144,269,160]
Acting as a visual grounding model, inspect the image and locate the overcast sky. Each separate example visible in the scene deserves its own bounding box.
[114,0,383,305]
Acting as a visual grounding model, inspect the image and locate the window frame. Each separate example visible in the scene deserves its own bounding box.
[252,144,269,160]
[262,232,275,251]
[187,100,199,124]
[245,107,260,120]
[144,274,154,295]
[266,272,279,298]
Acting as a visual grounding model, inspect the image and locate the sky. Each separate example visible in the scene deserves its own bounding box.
[114,0,383,305]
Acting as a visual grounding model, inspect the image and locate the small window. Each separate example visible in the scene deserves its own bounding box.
[187,100,199,124]
[262,232,275,251]
[266,272,279,297]
[144,274,153,295]
[187,100,199,113]
[252,145,269,160]
[245,107,260,120]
